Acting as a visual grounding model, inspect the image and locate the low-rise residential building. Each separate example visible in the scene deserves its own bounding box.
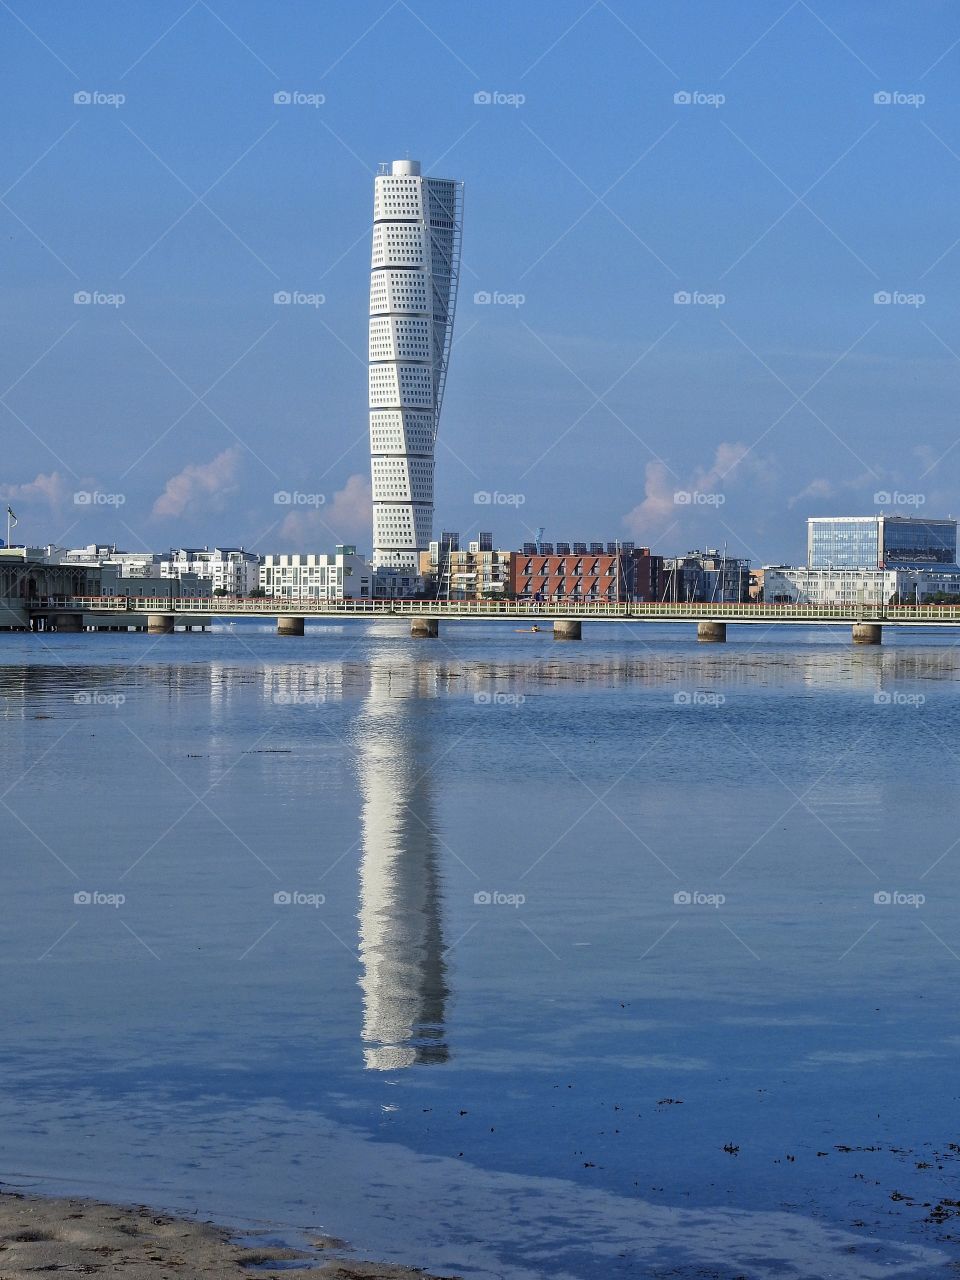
[162,547,260,595]
[62,542,132,565]
[99,564,210,598]
[371,566,425,598]
[55,544,221,595]
[659,550,750,603]
[260,547,373,600]
[510,545,661,602]
[763,564,960,605]
[61,544,165,576]
[420,538,513,599]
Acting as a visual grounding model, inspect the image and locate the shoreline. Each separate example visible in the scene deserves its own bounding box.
[0,1189,458,1279]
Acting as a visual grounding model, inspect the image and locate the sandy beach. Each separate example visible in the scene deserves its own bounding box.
[0,1190,457,1279]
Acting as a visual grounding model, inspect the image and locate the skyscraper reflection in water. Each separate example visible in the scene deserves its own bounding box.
[355,662,449,1069]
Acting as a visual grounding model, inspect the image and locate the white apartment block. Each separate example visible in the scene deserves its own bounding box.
[62,544,162,575]
[162,547,260,595]
[369,159,463,571]
[99,564,210,598]
[260,549,372,601]
[763,565,960,605]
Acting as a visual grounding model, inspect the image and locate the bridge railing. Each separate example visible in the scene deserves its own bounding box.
[30,595,960,621]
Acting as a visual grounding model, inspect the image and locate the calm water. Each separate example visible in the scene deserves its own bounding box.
[1,622,959,1279]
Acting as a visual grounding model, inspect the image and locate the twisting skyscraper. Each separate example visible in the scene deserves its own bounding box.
[369,160,463,570]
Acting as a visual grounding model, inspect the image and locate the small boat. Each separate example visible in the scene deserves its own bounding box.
[515,625,542,633]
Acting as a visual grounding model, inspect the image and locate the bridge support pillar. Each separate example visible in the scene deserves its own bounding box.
[411,617,439,638]
[852,622,882,645]
[277,616,305,636]
[147,613,175,635]
[54,613,84,633]
[553,619,582,640]
[697,621,727,643]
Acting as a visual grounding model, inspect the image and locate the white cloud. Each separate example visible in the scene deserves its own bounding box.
[622,460,677,533]
[623,442,774,538]
[786,470,888,510]
[0,471,69,510]
[151,448,241,519]
[279,473,372,546]
[786,476,838,508]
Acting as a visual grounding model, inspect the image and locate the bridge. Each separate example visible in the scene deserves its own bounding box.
[17,596,960,643]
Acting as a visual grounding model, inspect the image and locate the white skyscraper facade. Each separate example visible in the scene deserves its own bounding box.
[369,160,463,569]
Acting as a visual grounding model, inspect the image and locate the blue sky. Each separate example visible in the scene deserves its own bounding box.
[2,0,960,564]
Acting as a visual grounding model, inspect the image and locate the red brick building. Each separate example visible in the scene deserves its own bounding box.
[510,546,661,602]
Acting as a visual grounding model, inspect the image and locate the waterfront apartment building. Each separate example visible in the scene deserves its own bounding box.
[660,550,751,603]
[62,544,163,576]
[161,547,260,595]
[419,534,512,599]
[98,564,209,599]
[61,543,260,594]
[369,159,463,571]
[510,545,661,602]
[59,544,218,597]
[259,549,372,601]
[807,516,957,569]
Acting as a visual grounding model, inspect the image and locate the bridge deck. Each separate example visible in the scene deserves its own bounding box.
[21,597,960,626]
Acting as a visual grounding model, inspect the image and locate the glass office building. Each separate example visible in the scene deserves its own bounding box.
[881,516,956,565]
[807,516,957,569]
